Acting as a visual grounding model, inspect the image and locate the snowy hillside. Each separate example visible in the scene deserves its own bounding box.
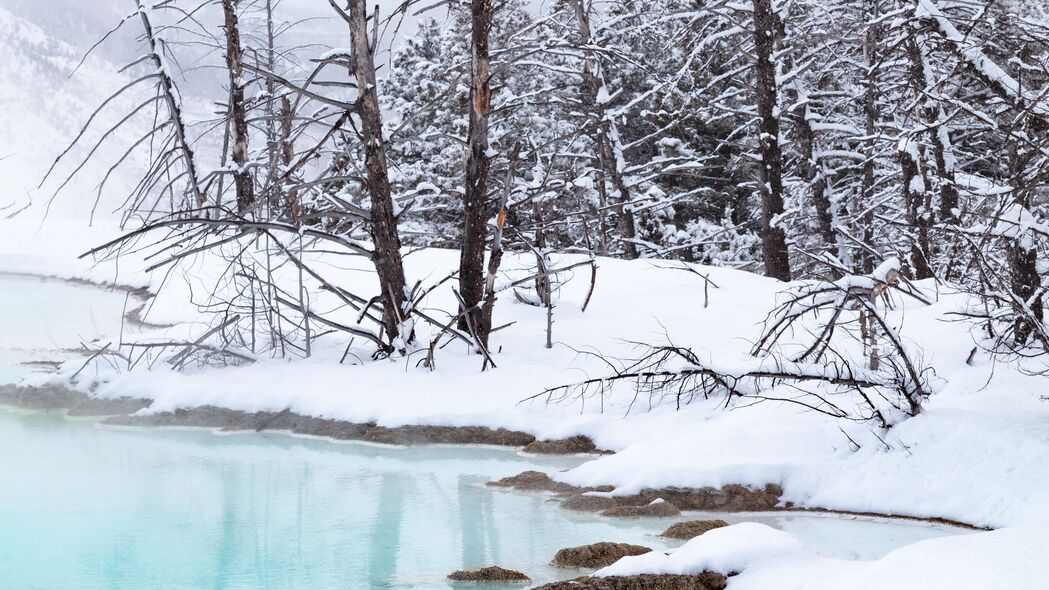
[0,5,148,222]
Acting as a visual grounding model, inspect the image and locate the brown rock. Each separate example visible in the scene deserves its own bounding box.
[447,566,530,582]
[636,484,783,512]
[487,471,579,494]
[560,494,621,512]
[660,519,729,540]
[530,573,727,590]
[523,435,603,454]
[601,500,681,518]
[552,542,652,569]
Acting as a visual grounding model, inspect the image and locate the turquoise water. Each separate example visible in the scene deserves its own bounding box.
[0,410,671,590]
[0,410,966,590]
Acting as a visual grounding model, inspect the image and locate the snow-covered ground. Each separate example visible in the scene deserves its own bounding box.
[1,4,1047,588]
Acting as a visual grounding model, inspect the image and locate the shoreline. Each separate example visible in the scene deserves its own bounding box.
[0,381,985,532]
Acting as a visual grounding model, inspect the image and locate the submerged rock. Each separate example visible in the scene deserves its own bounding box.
[522,435,605,455]
[552,542,652,569]
[447,566,530,582]
[530,573,727,590]
[660,519,729,540]
[487,470,578,494]
[601,499,681,518]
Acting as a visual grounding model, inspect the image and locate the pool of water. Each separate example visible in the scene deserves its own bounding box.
[0,410,966,590]
[0,272,140,377]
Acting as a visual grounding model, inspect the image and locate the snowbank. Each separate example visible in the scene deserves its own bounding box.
[596,523,803,577]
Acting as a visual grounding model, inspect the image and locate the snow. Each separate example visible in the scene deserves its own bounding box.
[721,526,1049,590]
[0,4,1047,588]
[592,523,1048,590]
[597,523,803,577]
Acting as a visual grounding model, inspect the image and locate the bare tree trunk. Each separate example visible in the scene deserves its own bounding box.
[137,1,204,208]
[346,0,411,349]
[280,96,300,224]
[1006,146,1045,347]
[858,0,881,274]
[458,0,494,340]
[573,0,638,259]
[263,0,280,213]
[789,90,835,253]
[899,145,934,279]
[752,0,792,281]
[222,0,253,214]
[478,145,520,354]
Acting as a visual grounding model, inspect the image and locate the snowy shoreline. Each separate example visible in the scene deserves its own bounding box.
[0,378,985,534]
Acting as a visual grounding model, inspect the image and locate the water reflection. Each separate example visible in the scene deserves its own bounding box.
[0,411,965,590]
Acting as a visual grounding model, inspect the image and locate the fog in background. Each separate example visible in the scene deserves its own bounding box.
[0,0,505,81]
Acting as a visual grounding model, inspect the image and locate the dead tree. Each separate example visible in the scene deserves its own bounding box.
[138,0,205,209]
[752,0,793,281]
[898,142,934,279]
[222,0,254,213]
[338,0,413,349]
[857,0,882,275]
[458,0,495,345]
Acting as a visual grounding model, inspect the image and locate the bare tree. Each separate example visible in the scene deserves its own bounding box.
[458,0,496,346]
[336,0,413,349]
[222,0,254,213]
[752,0,792,281]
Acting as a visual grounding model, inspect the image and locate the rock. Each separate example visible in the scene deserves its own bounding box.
[487,470,579,494]
[530,573,727,590]
[635,484,783,512]
[522,435,604,454]
[601,499,681,518]
[552,542,652,569]
[660,519,729,540]
[447,566,530,582]
[560,494,621,512]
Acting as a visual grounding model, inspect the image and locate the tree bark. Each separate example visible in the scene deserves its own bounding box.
[858,0,881,274]
[752,0,792,281]
[346,0,411,349]
[458,0,494,339]
[899,145,934,279]
[222,0,253,214]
